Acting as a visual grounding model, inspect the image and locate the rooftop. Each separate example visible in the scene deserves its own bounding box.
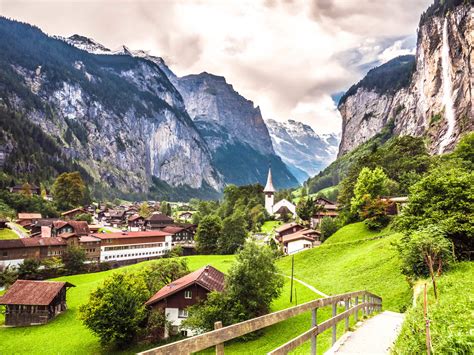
[92,230,171,240]
[0,280,74,306]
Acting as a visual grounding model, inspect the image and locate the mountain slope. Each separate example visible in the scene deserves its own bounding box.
[266,119,339,183]
[0,17,222,199]
[175,73,298,189]
[338,1,473,156]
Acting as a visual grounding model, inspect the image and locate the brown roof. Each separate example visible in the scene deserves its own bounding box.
[92,230,171,240]
[61,207,86,216]
[145,265,225,306]
[128,214,144,222]
[18,213,42,220]
[161,226,185,234]
[314,211,339,217]
[0,280,74,306]
[59,232,79,239]
[275,222,303,233]
[53,221,90,235]
[146,213,174,222]
[282,228,319,243]
[79,235,101,243]
[21,237,67,247]
[0,239,24,249]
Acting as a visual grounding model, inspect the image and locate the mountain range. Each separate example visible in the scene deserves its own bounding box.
[0,18,338,200]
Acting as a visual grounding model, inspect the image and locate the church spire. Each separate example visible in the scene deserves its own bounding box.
[264,167,276,193]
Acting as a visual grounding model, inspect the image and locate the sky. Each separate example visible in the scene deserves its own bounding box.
[1,0,433,134]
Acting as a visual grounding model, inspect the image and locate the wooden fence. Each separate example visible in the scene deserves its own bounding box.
[138,290,382,355]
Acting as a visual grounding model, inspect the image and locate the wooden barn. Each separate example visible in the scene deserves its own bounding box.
[0,280,75,326]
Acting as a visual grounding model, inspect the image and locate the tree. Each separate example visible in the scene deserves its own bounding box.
[195,215,222,254]
[17,258,41,279]
[52,172,87,211]
[397,225,454,298]
[138,202,151,218]
[360,198,390,231]
[320,217,339,241]
[248,204,267,232]
[218,210,248,254]
[452,132,474,169]
[226,241,284,318]
[394,162,473,258]
[0,265,18,288]
[80,272,149,348]
[160,201,172,216]
[20,182,32,196]
[75,213,92,224]
[296,197,315,224]
[61,246,86,274]
[350,167,390,216]
[137,258,189,295]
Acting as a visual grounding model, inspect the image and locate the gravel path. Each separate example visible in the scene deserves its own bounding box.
[326,311,405,354]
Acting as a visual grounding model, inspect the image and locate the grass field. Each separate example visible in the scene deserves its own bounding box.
[0,255,235,355]
[393,262,474,354]
[0,228,19,240]
[260,220,282,234]
[324,222,394,245]
[1,222,411,354]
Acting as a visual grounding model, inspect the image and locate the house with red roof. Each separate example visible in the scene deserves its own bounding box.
[0,280,75,326]
[145,265,225,338]
[281,228,321,255]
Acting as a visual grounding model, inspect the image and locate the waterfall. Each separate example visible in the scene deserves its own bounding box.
[438,17,456,154]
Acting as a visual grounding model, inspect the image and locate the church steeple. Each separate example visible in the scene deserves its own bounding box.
[264,167,276,193]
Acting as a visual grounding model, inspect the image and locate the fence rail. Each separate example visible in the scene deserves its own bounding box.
[138,290,382,355]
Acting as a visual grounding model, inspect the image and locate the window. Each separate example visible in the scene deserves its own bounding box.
[2,251,7,257]
[184,290,192,299]
[181,330,188,337]
[178,309,188,318]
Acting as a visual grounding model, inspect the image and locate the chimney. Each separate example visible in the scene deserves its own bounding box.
[204,265,209,277]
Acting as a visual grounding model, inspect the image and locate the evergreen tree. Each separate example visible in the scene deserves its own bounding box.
[218,210,248,254]
[195,215,223,254]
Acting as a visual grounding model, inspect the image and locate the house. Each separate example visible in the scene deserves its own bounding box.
[53,220,90,237]
[178,211,193,221]
[10,183,41,195]
[17,213,42,227]
[61,208,87,221]
[161,225,195,247]
[281,228,321,255]
[79,235,101,262]
[145,212,174,230]
[275,222,305,242]
[145,265,225,338]
[30,218,61,235]
[0,280,74,326]
[92,230,173,264]
[128,214,145,231]
[311,197,339,228]
[107,209,126,227]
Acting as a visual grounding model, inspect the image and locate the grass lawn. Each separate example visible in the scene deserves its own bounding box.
[0,228,19,240]
[393,262,474,354]
[324,222,394,245]
[0,255,236,355]
[260,220,282,234]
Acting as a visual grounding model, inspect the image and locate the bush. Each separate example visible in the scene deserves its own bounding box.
[320,217,340,241]
[361,198,390,231]
[61,246,86,275]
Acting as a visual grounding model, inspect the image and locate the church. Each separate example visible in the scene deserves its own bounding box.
[263,168,296,217]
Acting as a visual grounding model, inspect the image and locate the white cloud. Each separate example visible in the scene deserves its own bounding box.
[1,0,432,133]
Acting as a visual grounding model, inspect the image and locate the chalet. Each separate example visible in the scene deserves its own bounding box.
[145,212,174,230]
[0,237,67,268]
[53,220,90,237]
[128,214,145,231]
[145,265,225,338]
[108,209,126,227]
[0,280,74,326]
[30,218,60,235]
[17,213,42,227]
[162,225,195,247]
[311,197,339,228]
[281,228,321,255]
[92,230,173,264]
[61,207,87,221]
[10,183,41,196]
[79,235,101,262]
[178,211,193,221]
[275,222,305,242]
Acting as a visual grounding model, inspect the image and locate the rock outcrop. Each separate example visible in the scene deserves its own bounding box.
[338,2,473,156]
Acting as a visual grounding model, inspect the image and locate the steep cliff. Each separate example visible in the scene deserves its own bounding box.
[0,18,222,200]
[175,73,298,188]
[266,119,339,183]
[338,1,473,156]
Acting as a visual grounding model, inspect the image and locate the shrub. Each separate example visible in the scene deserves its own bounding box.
[320,217,340,241]
[361,198,390,231]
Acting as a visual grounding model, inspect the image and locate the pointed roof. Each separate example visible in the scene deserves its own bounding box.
[264,168,276,193]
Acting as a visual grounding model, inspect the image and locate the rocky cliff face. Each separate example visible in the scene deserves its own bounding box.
[0,18,222,199]
[174,73,298,188]
[266,119,339,183]
[338,2,473,156]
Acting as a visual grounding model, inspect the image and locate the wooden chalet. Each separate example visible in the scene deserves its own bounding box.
[10,183,41,195]
[145,265,225,337]
[280,228,321,255]
[311,197,339,228]
[0,280,75,326]
[178,211,193,221]
[275,222,305,242]
[145,212,174,230]
[17,213,42,227]
[79,235,101,262]
[61,208,87,221]
[128,214,145,231]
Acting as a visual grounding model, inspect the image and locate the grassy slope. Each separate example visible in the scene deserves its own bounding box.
[0,255,235,355]
[208,223,410,354]
[0,228,19,240]
[260,220,282,233]
[393,262,474,354]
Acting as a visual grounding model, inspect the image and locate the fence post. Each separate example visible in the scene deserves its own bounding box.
[355,296,359,322]
[345,298,350,331]
[332,303,337,345]
[311,308,317,355]
[214,321,224,355]
[423,284,432,355]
